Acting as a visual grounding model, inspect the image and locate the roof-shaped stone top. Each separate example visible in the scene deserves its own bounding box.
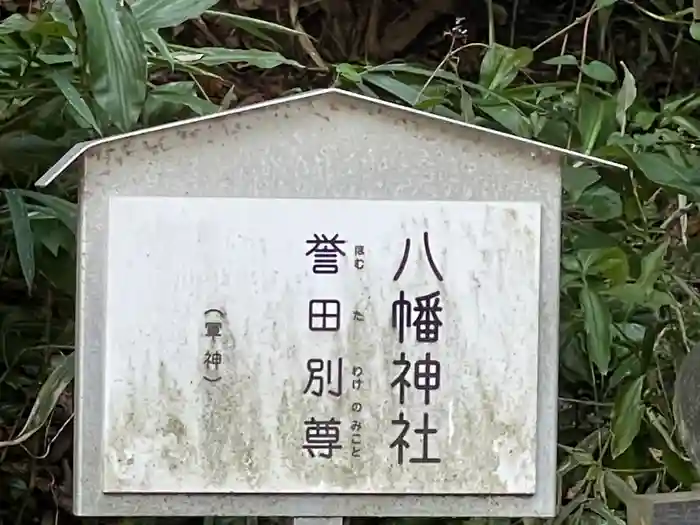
[35,87,626,187]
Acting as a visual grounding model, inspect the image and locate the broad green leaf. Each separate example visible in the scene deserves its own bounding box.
[582,247,629,284]
[637,239,668,291]
[609,353,642,389]
[543,54,578,66]
[577,184,623,220]
[628,151,700,197]
[595,0,618,7]
[132,0,219,31]
[606,283,675,312]
[690,21,700,41]
[661,447,698,486]
[615,62,636,133]
[562,165,600,201]
[479,44,533,91]
[335,63,362,84]
[634,110,657,130]
[4,189,36,291]
[50,71,102,135]
[171,47,303,69]
[580,285,612,375]
[578,92,606,153]
[77,0,148,132]
[0,353,74,448]
[0,11,73,37]
[478,103,532,138]
[581,60,617,83]
[49,0,77,37]
[611,376,645,458]
[0,13,36,34]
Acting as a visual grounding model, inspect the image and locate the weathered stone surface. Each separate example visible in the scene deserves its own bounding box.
[675,343,700,472]
[104,197,541,495]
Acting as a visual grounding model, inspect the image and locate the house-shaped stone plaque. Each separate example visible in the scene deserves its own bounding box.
[36,88,624,518]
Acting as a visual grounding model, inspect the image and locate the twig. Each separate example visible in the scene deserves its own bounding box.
[533,5,603,53]
[414,40,482,105]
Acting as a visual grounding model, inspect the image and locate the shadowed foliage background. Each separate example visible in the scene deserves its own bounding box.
[2,0,700,524]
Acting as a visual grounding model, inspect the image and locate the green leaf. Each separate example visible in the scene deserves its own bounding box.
[203,10,305,38]
[580,285,612,375]
[50,71,102,135]
[335,63,362,84]
[647,408,686,458]
[603,471,636,506]
[595,0,618,7]
[670,115,700,139]
[581,60,617,83]
[478,103,533,138]
[0,11,73,37]
[582,247,629,285]
[628,151,700,197]
[563,165,600,201]
[578,184,623,220]
[16,190,77,234]
[132,0,219,31]
[606,283,675,312]
[142,82,218,124]
[611,376,645,458]
[479,44,533,91]
[0,353,75,449]
[171,46,303,69]
[638,239,668,291]
[32,220,74,257]
[588,500,625,525]
[578,92,606,153]
[615,62,636,133]
[76,0,148,132]
[362,73,432,107]
[0,133,68,175]
[4,189,36,291]
[143,28,174,67]
[543,54,579,66]
[460,86,476,123]
[690,21,700,41]
[0,13,35,34]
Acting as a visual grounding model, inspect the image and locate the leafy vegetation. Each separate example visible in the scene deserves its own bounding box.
[2,0,700,524]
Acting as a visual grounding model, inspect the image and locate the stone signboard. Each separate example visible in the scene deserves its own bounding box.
[36,88,623,517]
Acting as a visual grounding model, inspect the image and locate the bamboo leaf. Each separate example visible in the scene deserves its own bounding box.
[132,0,219,31]
[50,71,102,134]
[4,189,36,291]
[76,0,147,132]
